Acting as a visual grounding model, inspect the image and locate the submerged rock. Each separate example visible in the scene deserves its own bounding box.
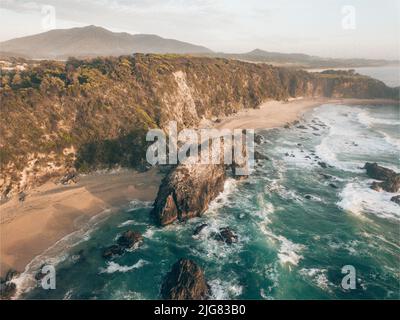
[383,176,400,193]
[193,223,208,235]
[364,163,397,181]
[102,244,125,259]
[329,183,338,189]
[254,151,269,161]
[390,195,400,205]
[161,259,210,300]
[117,230,143,249]
[254,134,263,144]
[318,161,328,169]
[320,173,332,180]
[102,230,143,259]
[214,227,238,244]
[0,269,18,300]
[0,282,16,300]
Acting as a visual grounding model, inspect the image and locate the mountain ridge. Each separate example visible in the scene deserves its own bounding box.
[0,25,212,59]
[1,26,398,68]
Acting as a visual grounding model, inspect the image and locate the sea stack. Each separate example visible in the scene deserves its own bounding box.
[151,163,225,226]
[160,259,210,300]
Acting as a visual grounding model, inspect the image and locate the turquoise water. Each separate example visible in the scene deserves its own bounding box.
[20,103,399,300]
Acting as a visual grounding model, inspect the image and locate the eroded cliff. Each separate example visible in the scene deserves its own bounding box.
[1,54,398,198]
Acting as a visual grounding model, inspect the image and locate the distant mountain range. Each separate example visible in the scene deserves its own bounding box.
[0,25,212,59]
[210,49,398,68]
[0,26,397,68]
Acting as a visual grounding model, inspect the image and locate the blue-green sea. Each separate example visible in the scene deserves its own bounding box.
[18,103,400,300]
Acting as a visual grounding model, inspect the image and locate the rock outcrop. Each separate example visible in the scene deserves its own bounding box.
[364,163,400,193]
[151,163,225,226]
[213,227,238,244]
[102,230,143,259]
[160,259,210,300]
[0,269,18,300]
[117,230,143,249]
[2,54,398,200]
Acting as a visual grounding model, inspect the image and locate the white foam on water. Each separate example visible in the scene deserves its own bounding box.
[337,181,400,220]
[127,199,153,212]
[357,110,399,127]
[190,218,244,262]
[11,208,113,299]
[99,259,149,274]
[143,227,156,239]
[327,239,361,256]
[110,289,144,300]
[208,278,243,300]
[378,130,400,150]
[118,220,136,227]
[259,223,304,267]
[299,268,333,292]
[312,105,396,172]
[206,178,238,214]
[251,193,275,225]
[63,289,74,300]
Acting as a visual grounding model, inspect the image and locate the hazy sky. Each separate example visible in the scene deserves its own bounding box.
[1,0,399,59]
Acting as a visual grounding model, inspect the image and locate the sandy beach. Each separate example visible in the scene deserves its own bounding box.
[1,97,397,278]
[0,168,162,276]
[212,97,399,130]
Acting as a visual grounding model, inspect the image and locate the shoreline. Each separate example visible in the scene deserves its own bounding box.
[211,98,399,130]
[1,97,398,278]
[0,168,162,277]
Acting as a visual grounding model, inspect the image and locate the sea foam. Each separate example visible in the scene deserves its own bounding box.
[100,259,149,274]
[337,181,400,220]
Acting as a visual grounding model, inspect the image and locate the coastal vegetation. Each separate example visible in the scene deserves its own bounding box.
[1,54,398,199]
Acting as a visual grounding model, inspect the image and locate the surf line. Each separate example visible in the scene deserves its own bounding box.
[154,304,188,318]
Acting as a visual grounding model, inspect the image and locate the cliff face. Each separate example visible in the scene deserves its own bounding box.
[0,54,398,199]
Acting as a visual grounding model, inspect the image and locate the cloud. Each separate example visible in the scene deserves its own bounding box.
[1,0,398,59]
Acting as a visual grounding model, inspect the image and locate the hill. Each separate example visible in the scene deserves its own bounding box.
[0,54,398,199]
[0,26,212,59]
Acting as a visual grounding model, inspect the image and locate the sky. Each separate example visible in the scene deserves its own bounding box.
[0,0,399,60]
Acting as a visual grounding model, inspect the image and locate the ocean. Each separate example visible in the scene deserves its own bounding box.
[309,65,400,88]
[18,101,399,300]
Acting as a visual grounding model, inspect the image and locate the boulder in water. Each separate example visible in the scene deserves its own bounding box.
[318,161,328,169]
[390,195,400,205]
[117,230,143,249]
[214,227,238,244]
[103,230,143,259]
[0,269,18,300]
[102,245,125,259]
[151,163,225,226]
[364,163,399,193]
[161,259,210,300]
[193,223,208,236]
